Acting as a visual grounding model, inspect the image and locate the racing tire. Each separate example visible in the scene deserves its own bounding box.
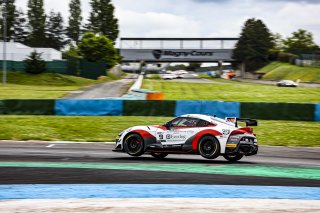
[223,153,244,162]
[123,133,145,157]
[150,152,168,159]
[198,135,220,159]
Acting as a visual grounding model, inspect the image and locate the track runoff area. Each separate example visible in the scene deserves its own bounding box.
[0,141,319,212]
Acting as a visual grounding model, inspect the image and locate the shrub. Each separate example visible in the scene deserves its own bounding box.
[24,51,47,74]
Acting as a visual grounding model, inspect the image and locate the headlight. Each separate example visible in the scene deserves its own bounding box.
[118,131,125,136]
[116,131,125,142]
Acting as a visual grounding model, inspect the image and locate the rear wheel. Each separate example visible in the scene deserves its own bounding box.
[223,153,243,162]
[198,136,220,159]
[123,133,144,156]
[150,152,168,159]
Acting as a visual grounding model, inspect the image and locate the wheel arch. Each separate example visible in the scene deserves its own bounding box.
[191,130,222,152]
[124,130,156,151]
[123,131,141,142]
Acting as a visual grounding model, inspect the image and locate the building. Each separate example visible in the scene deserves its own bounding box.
[0,41,62,61]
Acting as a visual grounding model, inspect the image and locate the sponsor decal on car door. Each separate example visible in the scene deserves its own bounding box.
[156,128,197,145]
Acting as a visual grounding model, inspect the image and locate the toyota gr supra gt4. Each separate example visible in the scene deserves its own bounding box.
[113,114,258,161]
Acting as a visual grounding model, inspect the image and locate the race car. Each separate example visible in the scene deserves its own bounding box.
[113,114,258,161]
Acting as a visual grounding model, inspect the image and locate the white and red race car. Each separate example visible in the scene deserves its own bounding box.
[113,114,258,161]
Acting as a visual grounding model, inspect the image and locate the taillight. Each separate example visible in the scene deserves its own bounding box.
[231,127,254,135]
[230,129,246,135]
[240,127,253,133]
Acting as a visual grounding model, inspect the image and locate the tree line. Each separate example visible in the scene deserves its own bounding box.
[0,0,119,50]
[233,18,320,72]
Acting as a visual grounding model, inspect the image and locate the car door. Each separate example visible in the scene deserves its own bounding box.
[156,117,200,145]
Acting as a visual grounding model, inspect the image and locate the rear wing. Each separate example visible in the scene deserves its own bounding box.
[226,117,258,127]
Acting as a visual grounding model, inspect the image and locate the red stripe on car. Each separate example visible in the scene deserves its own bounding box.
[131,130,155,139]
[192,129,222,151]
[152,125,167,130]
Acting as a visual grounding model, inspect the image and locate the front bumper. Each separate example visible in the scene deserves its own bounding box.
[112,143,124,152]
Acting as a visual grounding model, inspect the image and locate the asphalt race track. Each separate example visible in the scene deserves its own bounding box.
[0,141,319,187]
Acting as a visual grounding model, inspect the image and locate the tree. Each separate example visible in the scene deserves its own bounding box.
[12,9,29,44]
[0,0,16,41]
[85,0,119,42]
[78,32,119,68]
[271,33,285,51]
[233,18,274,72]
[67,0,82,43]
[63,43,81,59]
[167,64,187,71]
[46,11,66,50]
[268,33,284,61]
[27,0,46,47]
[24,51,47,74]
[283,29,319,55]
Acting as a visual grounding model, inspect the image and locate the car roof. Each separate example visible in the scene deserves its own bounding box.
[180,114,234,126]
[280,80,295,83]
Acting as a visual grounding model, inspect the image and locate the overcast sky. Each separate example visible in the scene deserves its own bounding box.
[15,0,320,44]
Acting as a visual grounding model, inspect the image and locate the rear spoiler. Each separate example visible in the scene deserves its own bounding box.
[225,117,258,127]
[236,118,258,127]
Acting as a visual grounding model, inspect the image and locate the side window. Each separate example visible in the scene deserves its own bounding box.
[197,119,208,127]
[197,119,215,127]
[169,117,184,126]
[168,117,201,127]
[181,118,199,127]
[176,118,199,127]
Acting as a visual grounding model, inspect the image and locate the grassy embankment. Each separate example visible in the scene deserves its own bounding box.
[256,62,320,83]
[0,71,115,99]
[0,70,318,146]
[142,79,320,103]
[0,116,319,146]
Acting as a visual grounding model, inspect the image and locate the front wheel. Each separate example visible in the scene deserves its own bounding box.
[150,152,168,159]
[223,153,243,162]
[123,133,145,156]
[198,136,220,159]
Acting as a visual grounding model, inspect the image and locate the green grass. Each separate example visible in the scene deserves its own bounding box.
[0,116,319,146]
[0,116,168,142]
[107,71,126,80]
[256,62,320,83]
[146,74,161,80]
[256,62,284,74]
[197,73,217,80]
[255,120,320,146]
[0,71,113,99]
[142,79,320,103]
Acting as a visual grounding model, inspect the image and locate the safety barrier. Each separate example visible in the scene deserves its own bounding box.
[241,102,315,121]
[123,100,176,116]
[146,92,164,100]
[0,99,319,121]
[315,104,320,122]
[55,100,123,116]
[128,75,144,91]
[1,59,109,80]
[175,101,240,118]
[0,99,54,115]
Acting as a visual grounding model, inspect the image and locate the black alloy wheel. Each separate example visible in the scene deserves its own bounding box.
[198,136,220,159]
[123,133,145,156]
